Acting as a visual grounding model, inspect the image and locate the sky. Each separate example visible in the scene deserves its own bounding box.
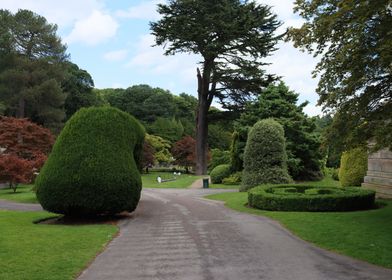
[0,0,323,116]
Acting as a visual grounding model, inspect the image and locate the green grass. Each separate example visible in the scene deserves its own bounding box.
[0,210,118,280]
[0,185,37,204]
[209,183,239,189]
[142,172,202,188]
[206,191,392,269]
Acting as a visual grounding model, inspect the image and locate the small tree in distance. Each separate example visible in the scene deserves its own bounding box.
[172,136,196,173]
[0,116,54,191]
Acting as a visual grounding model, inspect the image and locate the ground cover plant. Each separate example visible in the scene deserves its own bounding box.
[0,210,117,280]
[206,192,392,269]
[36,107,145,216]
[248,184,375,211]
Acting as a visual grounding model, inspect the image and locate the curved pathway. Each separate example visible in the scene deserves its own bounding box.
[0,199,42,211]
[78,188,392,280]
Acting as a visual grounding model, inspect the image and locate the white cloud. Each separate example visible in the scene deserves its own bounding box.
[0,0,104,27]
[303,103,323,117]
[127,34,200,87]
[65,10,118,46]
[116,0,164,20]
[103,49,128,62]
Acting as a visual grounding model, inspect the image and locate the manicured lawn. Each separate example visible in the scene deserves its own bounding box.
[206,191,392,269]
[0,210,118,280]
[0,185,37,204]
[209,183,239,189]
[142,172,202,188]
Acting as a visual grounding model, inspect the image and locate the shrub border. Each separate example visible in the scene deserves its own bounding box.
[248,184,376,212]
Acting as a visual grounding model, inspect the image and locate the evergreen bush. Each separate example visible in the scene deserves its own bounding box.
[248,184,375,211]
[240,119,291,192]
[339,147,368,187]
[210,164,231,184]
[222,172,242,185]
[36,107,145,216]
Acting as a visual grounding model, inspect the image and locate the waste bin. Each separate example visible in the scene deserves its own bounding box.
[203,178,209,188]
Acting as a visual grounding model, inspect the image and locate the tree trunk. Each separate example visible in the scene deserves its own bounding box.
[17,97,25,118]
[195,62,214,175]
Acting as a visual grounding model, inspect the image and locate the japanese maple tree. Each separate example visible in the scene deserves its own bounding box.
[171,136,196,173]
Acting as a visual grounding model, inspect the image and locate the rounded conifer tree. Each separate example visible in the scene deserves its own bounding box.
[36,107,145,216]
[240,119,292,192]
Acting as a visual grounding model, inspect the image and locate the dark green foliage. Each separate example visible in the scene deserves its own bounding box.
[63,62,103,119]
[230,131,245,172]
[331,169,339,181]
[248,184,376,212]
[36,107,145,216]
[339,147,368,187]
[237,82,323,181]
[288,1,392,151]
[210,164,231,184]
[209,149,230,172]
[207,124,231,151]
[0,9,67,130]
[241,119,291,192]
[222,172,242,185]
[147,117,184,143]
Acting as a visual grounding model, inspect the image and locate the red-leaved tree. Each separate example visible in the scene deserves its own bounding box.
[171,136,196,173]
[0,116,55,192]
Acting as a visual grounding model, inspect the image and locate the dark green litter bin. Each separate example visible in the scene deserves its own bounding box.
[203,178,209,188]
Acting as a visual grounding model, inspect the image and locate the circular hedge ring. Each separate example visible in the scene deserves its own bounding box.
[248,184,376,212]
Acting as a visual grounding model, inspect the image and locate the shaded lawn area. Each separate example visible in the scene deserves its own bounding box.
[209,183,239,189]
[206,191,392,269]
[142,172,202,188]
[0,184,37,204]
[0,210,118,280]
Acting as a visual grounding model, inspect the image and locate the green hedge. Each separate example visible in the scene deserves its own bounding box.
[210,164,231,184]
[222,171,242,185]
[241,119,291,192]
[248,184,375,212]
[339,147,368,187]
[36,107,145,216]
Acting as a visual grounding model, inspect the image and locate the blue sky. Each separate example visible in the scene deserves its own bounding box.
[0,0,322,116]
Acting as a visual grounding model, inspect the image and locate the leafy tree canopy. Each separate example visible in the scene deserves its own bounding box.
[236,82,323,180]
[288,0,392,150]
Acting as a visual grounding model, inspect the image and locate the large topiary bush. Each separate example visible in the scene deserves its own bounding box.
[210,164,231,184]
[339,147,368,187]
[36,107,145,216]
[240,119,291,192]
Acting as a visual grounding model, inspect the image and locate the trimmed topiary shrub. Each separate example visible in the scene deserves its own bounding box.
[240,119,292,192]
[36,107,145,216]
[210,164,231,184]
[339,147,368,187]
[222,171,242,185]
[209,149,231,172]
[248,184,375,212]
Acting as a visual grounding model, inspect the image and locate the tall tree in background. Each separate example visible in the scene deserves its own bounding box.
[0,9,67,129]
[63,62,102,119]
[288,0,392,150]
[151,0,281,174]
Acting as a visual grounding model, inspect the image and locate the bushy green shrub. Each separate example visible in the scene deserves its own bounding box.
[209,149,230,172]
[339,147,368,187]
[332,168,339,181]
[222,172,242,185]
[240,119,291,192]
[36,107,145,216]
[248,184,375,211]
[210,164,231,184]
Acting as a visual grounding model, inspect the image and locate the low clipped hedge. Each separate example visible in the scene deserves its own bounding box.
[248,184,376,212]
[210,164,231,184]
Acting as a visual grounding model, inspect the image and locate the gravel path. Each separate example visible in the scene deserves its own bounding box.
[78,188,392,280]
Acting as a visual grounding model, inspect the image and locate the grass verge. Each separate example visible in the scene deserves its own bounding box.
[142,172,202,188]
[0,210,118,280]
[205,191,392,269]
[0,185,37,204]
